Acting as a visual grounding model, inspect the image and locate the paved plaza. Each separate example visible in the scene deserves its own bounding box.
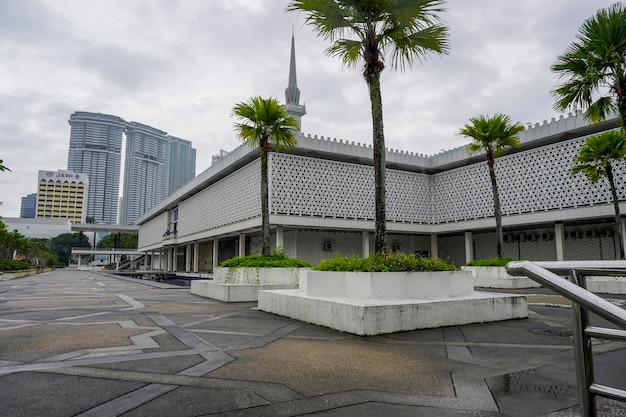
[0,270,625,416]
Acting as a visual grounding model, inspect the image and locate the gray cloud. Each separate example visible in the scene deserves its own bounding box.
[0,0,618,217]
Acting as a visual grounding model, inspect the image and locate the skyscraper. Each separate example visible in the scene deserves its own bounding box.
[120,122,169,226]
[67,111,124,224]
[35,170,89,223]
[285,32,306,131]
[165,135,196,197]
[20,193,37,218]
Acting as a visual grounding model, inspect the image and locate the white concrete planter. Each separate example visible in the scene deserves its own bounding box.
[191,267,303,302]
[259,269,527,336]
[586,276,626,295]
[462,266,541,289]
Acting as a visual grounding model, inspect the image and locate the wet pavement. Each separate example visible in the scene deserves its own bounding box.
[0,269,624,416]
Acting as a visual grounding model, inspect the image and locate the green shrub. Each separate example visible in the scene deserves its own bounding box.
[219,249,310,268]
[0,259,35,271]
[313,253,456,272]
[465,257,517,267]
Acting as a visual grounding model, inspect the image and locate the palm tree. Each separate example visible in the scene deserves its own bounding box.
[459,114,524,259]
[232,96,299,256]
[551,3,626,127]
[287,0,449,255]
[571,130,626,258]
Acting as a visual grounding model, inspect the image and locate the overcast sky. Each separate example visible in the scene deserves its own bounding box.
[0,0,618,218]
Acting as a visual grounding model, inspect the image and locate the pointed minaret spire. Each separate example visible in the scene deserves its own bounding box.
[285,28,306,131]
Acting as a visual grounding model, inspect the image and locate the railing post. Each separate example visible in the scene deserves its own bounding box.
[570,270,597,417]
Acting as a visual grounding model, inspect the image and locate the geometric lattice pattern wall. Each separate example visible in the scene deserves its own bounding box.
[270,153,432,222]
[433,135,626,223]
[177,160,261,238]
[138,211,169,248]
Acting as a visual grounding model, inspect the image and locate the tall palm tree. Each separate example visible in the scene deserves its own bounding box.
[551,3,626,127]
[232,96,299,256]
[571,130,626,258]
[459,114,524,259]
[287,0,449,255]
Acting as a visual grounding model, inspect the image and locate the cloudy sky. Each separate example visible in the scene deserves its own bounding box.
[0,0,618,218]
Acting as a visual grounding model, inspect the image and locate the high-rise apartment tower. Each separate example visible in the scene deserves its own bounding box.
[67,111,124,224]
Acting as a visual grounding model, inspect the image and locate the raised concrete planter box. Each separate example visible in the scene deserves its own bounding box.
[586,276,626,294]
[463,266,541,289]
[259,270,528,336]
[190,267,302,302]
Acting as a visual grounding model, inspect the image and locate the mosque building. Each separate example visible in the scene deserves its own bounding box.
[136,36,625,272]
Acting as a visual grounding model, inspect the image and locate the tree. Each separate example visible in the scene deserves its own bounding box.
[571,130,626,258]
[459,114,524,259]
[50,233,90,265]
[231,96,299,256]
[98,233,138,249]
[0,159,9,172]
[551,3,626,127]
[287,0,449,255]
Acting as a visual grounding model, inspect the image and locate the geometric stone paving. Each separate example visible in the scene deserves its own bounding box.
[0,269,625,417]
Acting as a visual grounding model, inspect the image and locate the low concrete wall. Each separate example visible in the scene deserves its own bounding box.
[213,267,302,285]
[463,266,541,289]
[587,276,626,294]
[0,269,38,281]
[191,267,305,302]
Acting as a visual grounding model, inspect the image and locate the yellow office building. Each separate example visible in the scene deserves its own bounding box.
[36,170,89,223]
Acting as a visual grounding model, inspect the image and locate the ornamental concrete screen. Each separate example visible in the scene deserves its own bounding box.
[137,112,626,269]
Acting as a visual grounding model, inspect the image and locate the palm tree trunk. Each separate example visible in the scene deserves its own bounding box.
[606,164,625,258]
[487,154,504,258]
[367,71,387,256]
[260,143,271,257]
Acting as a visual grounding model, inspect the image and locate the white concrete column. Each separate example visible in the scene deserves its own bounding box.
[276,226,284,250]
[159,250,164,271]
[555,223,565,261]
[464,231,474,264]
[193,243,199,273]
[143,253,148,270]
[186,244,192,273]
[172,247,178,272]
[77,255,82,268]
[213,239,219,270]
[621,218,626,257]
[430,234,438,258]
[239,234,246,257]
[362,231,370,258]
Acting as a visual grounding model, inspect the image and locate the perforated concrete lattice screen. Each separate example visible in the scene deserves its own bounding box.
[433,136,626,223]
[270,153,431,222]
[177,160,261,238]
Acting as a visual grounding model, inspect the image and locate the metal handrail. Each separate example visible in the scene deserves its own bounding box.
[506,261,626,417]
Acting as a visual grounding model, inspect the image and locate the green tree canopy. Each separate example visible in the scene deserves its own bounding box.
[287,0,449,255]
[232,96,298,256]
[50,233,90,265]
[571,130,626,258]
[98,233,138,249]
[459,114,524,259]
[551,3,626,126]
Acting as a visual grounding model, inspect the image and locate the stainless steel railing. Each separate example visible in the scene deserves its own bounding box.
[506,261,626,417]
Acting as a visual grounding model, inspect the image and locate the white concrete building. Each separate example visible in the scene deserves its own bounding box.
[136,110,625,272]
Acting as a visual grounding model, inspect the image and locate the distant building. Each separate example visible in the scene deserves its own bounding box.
[20,193,37,218]
[120,122,169,226]
[165,135,196,197]
[35,170,89,223]
[67,112,196,226]
[68,111,124,224]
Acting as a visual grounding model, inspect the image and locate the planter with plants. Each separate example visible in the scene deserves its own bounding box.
[191,250,310,302]
[259,253,527,336]
[462,258,541,289]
